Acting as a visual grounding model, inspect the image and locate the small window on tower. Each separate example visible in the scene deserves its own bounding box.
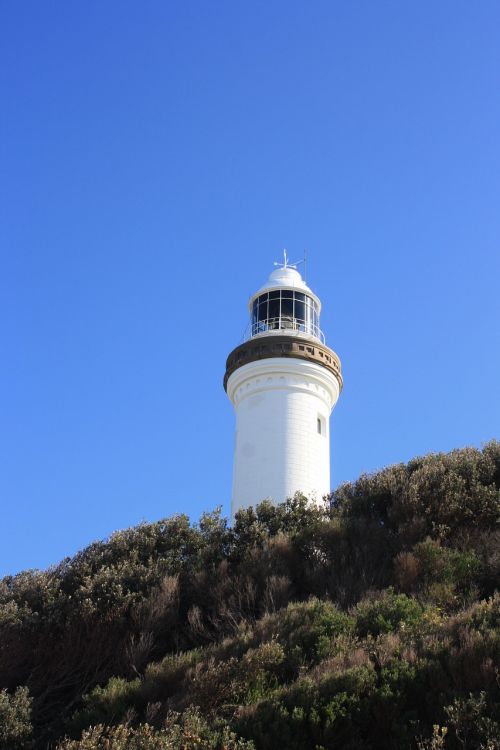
[317,417,322,435]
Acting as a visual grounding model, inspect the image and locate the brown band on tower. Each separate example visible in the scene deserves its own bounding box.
[223,335,343,392]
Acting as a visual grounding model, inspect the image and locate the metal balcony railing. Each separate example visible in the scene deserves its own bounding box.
[244,316,325,344]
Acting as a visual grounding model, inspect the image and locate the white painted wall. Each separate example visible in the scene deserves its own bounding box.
[226,357,341,516]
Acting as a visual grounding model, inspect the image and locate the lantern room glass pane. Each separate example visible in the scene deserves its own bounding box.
[294,300,305,322]
[268,297,280,319]
[269,290,280,300]
[281,297,293,318]
[304,301,312,325]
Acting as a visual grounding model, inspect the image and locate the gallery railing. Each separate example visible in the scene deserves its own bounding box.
[244,316,325,344]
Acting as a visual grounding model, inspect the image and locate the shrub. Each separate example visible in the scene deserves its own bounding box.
[355,588,424,636]
[394,551,421,593]
[69,677,142,734]
[143,649,202,701]
[183,641,286,711]
[417,725,448,750]
[269,598,354,668]
[445,692,500,750]
[0,686,33,750]
[236,666,385,750]
[56,709,255,749]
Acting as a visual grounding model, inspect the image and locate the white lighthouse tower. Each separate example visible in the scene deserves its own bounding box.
[224,254,343,516]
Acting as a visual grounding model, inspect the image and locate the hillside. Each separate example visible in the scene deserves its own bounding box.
[1,443,499,749]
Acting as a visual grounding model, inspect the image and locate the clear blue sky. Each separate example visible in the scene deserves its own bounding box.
[1,2,499,576]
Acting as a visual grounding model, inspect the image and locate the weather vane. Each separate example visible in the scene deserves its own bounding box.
[274,248,307,279]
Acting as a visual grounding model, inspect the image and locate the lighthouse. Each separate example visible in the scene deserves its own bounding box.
[224,254,343,516]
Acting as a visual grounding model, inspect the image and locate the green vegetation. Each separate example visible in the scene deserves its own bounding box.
[0,442,499,749]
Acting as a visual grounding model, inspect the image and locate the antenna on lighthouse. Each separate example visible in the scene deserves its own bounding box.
[274,249,291,269]
[274,248,307,271]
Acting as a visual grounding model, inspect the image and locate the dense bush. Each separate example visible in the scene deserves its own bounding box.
[0,442,498,749]
[0,686,33,750]
[56,709,254,749]
[354,588,425,636]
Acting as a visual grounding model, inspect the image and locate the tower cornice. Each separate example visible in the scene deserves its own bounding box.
[223,334,342,393]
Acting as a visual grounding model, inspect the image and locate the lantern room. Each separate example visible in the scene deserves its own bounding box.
[247,265,324,343]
